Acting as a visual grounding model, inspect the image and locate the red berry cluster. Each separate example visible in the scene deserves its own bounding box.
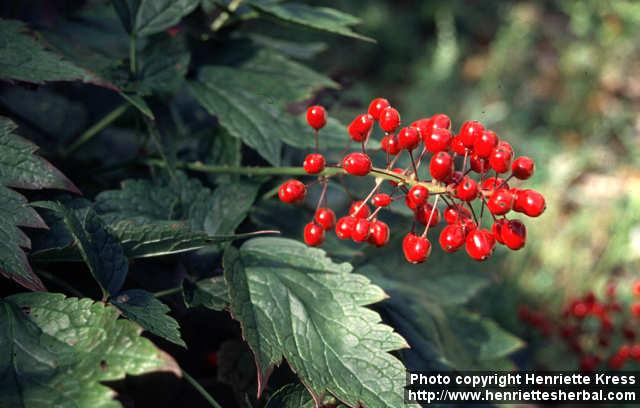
[278,98,546,263]
[520,281,640,372]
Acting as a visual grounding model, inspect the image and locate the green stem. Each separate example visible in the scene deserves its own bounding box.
[153,286,182,298]
[64,104,128,156]
[211,0,243,31]
[182,370,223,408]
[129,34,137,74]
[36,269,85,298]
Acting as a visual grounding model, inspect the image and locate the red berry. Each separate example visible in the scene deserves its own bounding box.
[424,128,452,153]
[487,189,514,215]
[306,105,326,130]
[372,193,392,207]
[470,152,490,173]
[473,130,498,157]
[459,120,484,148]
[347,113,374,142]
[459,217,478,236]
[397,126,420,150]
[456,176,478,201]
[380,135,401,155]
[481,177,508,192]
[411,118,433,138]
[379,107,400,133]
[429,152,453,181]
[512,156,535,180]
[368,220,390,247]
[489,147,512,173]
[349,201,371,218]
[415,203,440,226]
[514,189,546,217]
[451,135,466,155]
[631,303,640,317]
[402,233,431,264]
[352,218,371,242]
[465,229,495,261]
[431,113,451,130]
[608,353,627,370]
[500,219,527,250]
[303,153,325,174]
[492,218,508,244]
[314,207,336,230]
[368,97,390,120]
[342,152,372,176]
[406,185,429,210]
[444,204,471,224]
[278,179,306,203]
[580,355,600,372]
[439,224,466,253]
[303,222,325,246]
[634,281,640,297]
[335,216,356,240]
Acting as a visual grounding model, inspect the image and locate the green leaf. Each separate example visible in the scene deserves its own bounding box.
[183,276,229,310]
[1,292,180,407]
[111,289,185,347]
[0,118,78,291]
[36,202,128,297]
[113,0,199,36]
[0,20,109,85]
[139,34,190,93]
[188,50,338,165]
[248,2,375,42]
[265,383,315,408]
[224,237,408,407]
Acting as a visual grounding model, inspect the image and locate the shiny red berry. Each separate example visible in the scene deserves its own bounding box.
[351,218,371,242]
[415,203,440,227]
[429,152,453,181]
[398,126,420,150]
[474,130,498,157]
[380,135,401,155]
[512,156,535,180]
[456,176,478,201]
[368,97,390,120]
[487,189,514,215]
[379,107,400,133]
[500,219,526,250]
[424,128,452,153]
[514,189,546,217]
[459,217,478,236]
[481,177,508,192]
[372,193,392,207]
[633,281,640,297]
[402,233,431,264]
[470,152,490,174]
[342,152,372,176]
[306,105,326,130]
[335,216,356,240]
[303,153,325,174]
[444,204,471,224]
[489,147,512,173]
[439,224,466,253]
[349,201,371,218]
[303,222,325,246]
[491,218,508,244]
[459,120,484,148]
[348,113,374,142]
[451,135,466,155]
[411,118,433,138]
[406,185,429,210]
[431,113,451,130]
[465,229,495,261]
[368,220,390,247]
[314,207,336,230]
[278,179,306,203]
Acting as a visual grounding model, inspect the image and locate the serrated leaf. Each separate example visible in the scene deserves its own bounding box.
[183,276,229,310]
[188,50,338,165]
[1,292,179,407]
[36,202,127,297]
[0,118,78,291]
[265,383,315,408]
[139,34,190,94]
[249,2,375,42]
[0,20,109,86]
[224,237,408,407]
[111,289,185,347]
[113,0,199,36]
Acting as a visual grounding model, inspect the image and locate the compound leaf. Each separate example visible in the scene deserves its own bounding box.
[1,292,180,407]
[224,237,408,408]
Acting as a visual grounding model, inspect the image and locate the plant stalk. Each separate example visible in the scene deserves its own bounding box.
[64,104,128,156]
[182,370,223,408]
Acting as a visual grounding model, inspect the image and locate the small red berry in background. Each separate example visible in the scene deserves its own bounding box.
[342,152,372,176]
[631,303,640,317]
[303,222,325,246]
[634,281,640,297]
[379,106,400,133]
[303,153,325,174]
[348,113,374,142]
[306,105,326,130]
[512,156,535,180]
[278,180,306,203]
[314,207,336,230]
[367,97,390,120]
[402,233,431,264]
[206,351,218,367]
